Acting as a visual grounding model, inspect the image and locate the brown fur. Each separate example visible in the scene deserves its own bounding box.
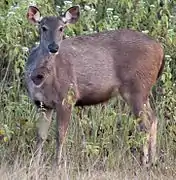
[25,6,164,167]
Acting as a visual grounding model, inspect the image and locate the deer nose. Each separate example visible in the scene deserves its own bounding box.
[48,42,59,53]
[31,73,44,86]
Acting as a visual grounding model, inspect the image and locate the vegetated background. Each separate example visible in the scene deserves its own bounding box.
[0,0,176,179]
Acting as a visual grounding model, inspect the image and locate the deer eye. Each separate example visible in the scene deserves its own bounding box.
[58,26,64,32]
[41,26,48,32]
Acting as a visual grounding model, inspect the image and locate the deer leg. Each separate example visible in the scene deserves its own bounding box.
[145,99,158,166]
[120,88,155,167]
[55,102,72,165]
[36,108,53,161]
[130,95,157,167]
[129,95,149,166]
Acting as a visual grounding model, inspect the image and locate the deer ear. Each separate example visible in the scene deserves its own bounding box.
[62,5,80,24]
[27,6,41,24]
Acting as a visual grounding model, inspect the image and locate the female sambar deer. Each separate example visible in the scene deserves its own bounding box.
[25,5,164,167]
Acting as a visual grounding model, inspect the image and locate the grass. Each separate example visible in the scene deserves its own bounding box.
[0,153,175,180]
[0,85,176,179]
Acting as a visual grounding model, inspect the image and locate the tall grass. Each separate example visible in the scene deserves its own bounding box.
[0,86,176,179]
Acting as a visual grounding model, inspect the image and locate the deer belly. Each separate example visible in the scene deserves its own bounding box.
[75,86,118,106]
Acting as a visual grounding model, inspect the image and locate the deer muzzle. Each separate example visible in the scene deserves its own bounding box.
[48,42,59,54]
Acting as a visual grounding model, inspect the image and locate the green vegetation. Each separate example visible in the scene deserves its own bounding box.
[0,0,176,179]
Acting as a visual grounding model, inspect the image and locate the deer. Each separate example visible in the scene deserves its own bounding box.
[25,5,164,167]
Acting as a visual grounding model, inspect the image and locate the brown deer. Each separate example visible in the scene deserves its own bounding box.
[25,5,164,167]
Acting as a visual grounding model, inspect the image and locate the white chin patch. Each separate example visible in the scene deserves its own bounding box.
[55,51,59,55]
[49,51,59,55]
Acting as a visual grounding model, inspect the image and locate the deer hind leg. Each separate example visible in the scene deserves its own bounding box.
[131,95,157,167]
[145,99,157,166]
[120,89,157,167]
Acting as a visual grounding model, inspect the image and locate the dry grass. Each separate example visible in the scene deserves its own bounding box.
[0,151,175,180]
